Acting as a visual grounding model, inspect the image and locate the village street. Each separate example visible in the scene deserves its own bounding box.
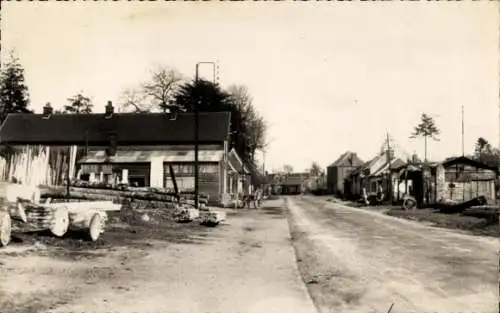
[0,199,316,313]
[287,195,498,313]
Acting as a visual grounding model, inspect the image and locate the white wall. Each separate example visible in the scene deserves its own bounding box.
[150,156,164,188]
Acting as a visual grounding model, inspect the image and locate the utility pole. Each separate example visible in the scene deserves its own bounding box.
[194,62,216,209]
[461,104,465,157]
[262,150,266,176]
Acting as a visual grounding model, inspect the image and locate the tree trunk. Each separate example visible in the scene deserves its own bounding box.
[424,136,428,163]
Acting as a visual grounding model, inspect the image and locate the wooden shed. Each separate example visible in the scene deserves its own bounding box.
[393,156,498,208]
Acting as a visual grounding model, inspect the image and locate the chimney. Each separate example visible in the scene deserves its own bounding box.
[42,102,53,119]
[105,101,114,119]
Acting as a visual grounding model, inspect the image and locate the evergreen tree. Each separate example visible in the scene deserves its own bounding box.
[0,50,32,122]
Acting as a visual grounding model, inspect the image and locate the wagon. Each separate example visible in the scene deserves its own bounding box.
[0,182,121,248]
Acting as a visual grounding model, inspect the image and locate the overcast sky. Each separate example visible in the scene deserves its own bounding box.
[2,2,499,172]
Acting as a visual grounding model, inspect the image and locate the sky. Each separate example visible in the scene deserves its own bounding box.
[2,2,499,172]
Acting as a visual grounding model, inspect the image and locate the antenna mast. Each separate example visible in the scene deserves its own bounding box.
[461,105,465,157]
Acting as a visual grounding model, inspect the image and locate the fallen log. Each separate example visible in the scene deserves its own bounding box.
[437,196,487,214]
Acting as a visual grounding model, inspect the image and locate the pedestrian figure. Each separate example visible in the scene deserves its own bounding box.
[362,187,369,205]
[254,187,262,209]
[376,184,384,203]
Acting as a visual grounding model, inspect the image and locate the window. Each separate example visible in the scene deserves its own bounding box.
[165,177,194,191]
[200,164,219,174]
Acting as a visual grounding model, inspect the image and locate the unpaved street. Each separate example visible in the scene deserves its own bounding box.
[0,200,316,313]
[287,196,498,313]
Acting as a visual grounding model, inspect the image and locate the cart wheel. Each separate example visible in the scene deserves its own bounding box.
[88,213,102,242]
[49,207,69,237]
[0,211,12,247]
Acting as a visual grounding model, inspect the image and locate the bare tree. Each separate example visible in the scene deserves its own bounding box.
[118,66,184,113]
[142,66,184,112]
[118,87,153,113]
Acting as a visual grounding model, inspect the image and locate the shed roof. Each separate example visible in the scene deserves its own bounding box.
[441,156,497,171]
[0,112,231,145]
[78,149,224,163]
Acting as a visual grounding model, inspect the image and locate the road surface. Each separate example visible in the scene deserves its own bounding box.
[287,195,498,313]
[0,199,316,313]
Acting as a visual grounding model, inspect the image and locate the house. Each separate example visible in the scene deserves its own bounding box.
[326,151,364,196]
[0,102,250,206]
[392,156,498,208]
[344,150,405,201]
[269,172,309,195]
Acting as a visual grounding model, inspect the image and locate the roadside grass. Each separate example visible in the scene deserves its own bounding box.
[385,208,500,238]
[335,197,500,238]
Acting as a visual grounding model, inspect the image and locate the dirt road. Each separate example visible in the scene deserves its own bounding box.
[287,195,498,313]
[0,200,316,313]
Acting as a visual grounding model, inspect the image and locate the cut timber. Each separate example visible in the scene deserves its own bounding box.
[67,209,107,241]
[49,206,70,237]
[88,213,103,241]
[0,182,41,204]
[21,203,69,235]
[174,205,200,223]
[0,211,11,247]
[47,201,121,212]
[200,210,226,226]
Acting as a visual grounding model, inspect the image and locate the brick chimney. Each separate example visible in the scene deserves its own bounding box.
[42,102,53,119]
[105,101,114,118]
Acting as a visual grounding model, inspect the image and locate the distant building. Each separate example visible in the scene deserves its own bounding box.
[326,151,364,196]
[269,172,309,195]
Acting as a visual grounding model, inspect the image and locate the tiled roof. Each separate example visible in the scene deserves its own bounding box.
[0,112,231,145]
[328,151,364,168]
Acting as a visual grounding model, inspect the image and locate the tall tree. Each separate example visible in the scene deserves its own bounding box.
[0,50,32,121]
[174,79,266,169]
[64,93,93,114]
[475,137,491,155]
[283,164,294,174]
[473,137,500,167]
[308,161,322,177]
[119,66,184,113]
[410,113,440,162]
[227,85,267,162]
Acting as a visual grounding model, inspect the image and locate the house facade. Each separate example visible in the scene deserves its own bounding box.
[344,150,405,201]
[0,103,250,206]
[326,151,364,196]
